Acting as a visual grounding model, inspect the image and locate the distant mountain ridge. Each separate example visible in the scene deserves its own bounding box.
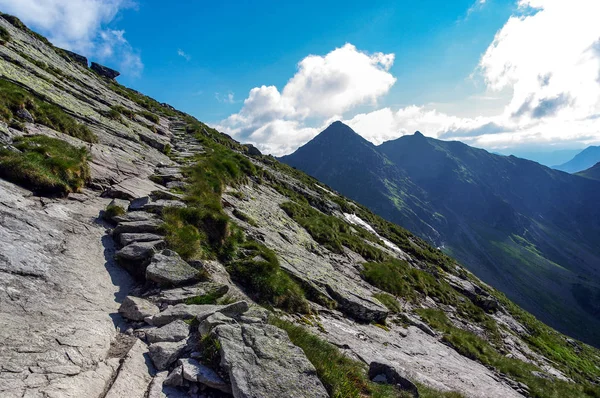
[577,162,600,181]
[553,145,600,173]
[281,121,600,347]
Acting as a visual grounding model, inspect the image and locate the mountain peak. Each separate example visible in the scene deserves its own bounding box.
[414,131,424,137]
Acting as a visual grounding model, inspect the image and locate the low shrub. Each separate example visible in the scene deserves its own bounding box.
[373,293,402,313]
[139,110,159,124]
[232,208,258,226]
[103,203,125,221]
[0,135,90,196]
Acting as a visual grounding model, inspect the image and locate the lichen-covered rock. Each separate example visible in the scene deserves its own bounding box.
[198,312,236,337]
[146,320,190,343]
[16,108,34,123]
[213,323,328,398]
[91,62,120,79]
[119,296,160,321]
[58,48,88,67]
[146,250,203,287]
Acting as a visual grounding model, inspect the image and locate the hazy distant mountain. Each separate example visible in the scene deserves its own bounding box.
[497,148,583,167]
[553,146,600,173]
[577,162,600,181]
[281,122,600,346]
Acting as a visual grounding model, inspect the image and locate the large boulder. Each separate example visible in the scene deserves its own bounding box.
[212,323,328,398]
[119,296,160,321]
[91,62,120,79]
[146,250,203,287]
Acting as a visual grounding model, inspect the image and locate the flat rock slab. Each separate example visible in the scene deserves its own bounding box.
[120,233,165,247]
[148,341,187,371]
[157,282,229,305]
[119,296,160,322]
[148,301,249,327]
[178,358,231,393]
[105,340,154,398]
[146,320,190,343]
[146,250,203,287]
[213,323,328,398]
[106,177,166,200]
[113,219,164,236]
[129,197,186,214]
[113,212,157,223]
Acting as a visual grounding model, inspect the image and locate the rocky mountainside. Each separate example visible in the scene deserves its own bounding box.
[553,146,600,173]
[281,122,600,348]
[1,14,600,398]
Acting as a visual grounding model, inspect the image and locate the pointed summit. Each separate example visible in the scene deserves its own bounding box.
[315,121,364,142]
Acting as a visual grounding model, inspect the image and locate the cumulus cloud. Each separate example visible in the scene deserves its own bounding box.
[217,44,396,155]
[215,92,236,104]
[0,0,142,75]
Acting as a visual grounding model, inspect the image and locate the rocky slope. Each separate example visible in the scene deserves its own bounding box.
[1,14,599,398]
[281,122,600,348]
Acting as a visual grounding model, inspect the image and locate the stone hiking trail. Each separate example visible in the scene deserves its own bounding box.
[0,13,593,398]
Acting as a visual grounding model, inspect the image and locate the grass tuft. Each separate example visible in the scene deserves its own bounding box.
[0,135,90,196]
[103,203,125,222]
[0,26,10,45]
[0,79,97,143]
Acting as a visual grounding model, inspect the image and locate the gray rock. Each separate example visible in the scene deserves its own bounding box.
[105,340,154,398]
[139,132,170,153]
[157,282,229,305]
[166,181,187,190]
[178,358,231,393]
[245,144,262,156]
[146,250,203,287]
[213,323,328,398]
[129,196,186,214]
[198,312,236,337]
[119,296,160,321]
[113,211,157,223]
[164,366,184,387]
[112,219,164,236]
[147,301,249,327]
[91,62,120,79]
[148,341,187,371]
[326,284,388,323]
[58,48,88,67]
[16,108,34,123]
[146,320,190,343]
[120,233,164,246]
[115,240,166,279]
[105,177,167,201]
[151,189,184,201]
[368,361,419,397]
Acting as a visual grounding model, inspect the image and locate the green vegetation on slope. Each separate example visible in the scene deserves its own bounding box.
[160,120,308,313]
[0,135,90,196]
[272,317,464,398]
[280,200,386,261]
[0,79,97,142]
[0,26,10,45]
[417,309,600,398]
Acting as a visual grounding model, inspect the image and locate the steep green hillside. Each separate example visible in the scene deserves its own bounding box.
[281,122,600,347]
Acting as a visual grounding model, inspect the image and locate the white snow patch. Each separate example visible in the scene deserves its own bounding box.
[343,213,404,255]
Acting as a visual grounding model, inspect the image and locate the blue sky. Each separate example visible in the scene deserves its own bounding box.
[2,0,600,161]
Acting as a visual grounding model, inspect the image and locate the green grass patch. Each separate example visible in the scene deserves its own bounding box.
[0,135,90,196]
[184,291,223,305]
[280,201,386,261]
[0,79,97,143]
[362,259,500,341]
[139,110,159,124]
[0,26,10,45]
[232,208,258,226]
[271,318,462,398]
[229,241,309,313]
[103,203,125,222]
[373,293,402,313]
[417,309,600,398]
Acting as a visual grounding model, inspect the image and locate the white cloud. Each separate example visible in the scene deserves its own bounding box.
[0,0,142,76]
[218,0,600,156]
[215,92,236,104]
[177,49,191,61]
[217,44,396,155]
